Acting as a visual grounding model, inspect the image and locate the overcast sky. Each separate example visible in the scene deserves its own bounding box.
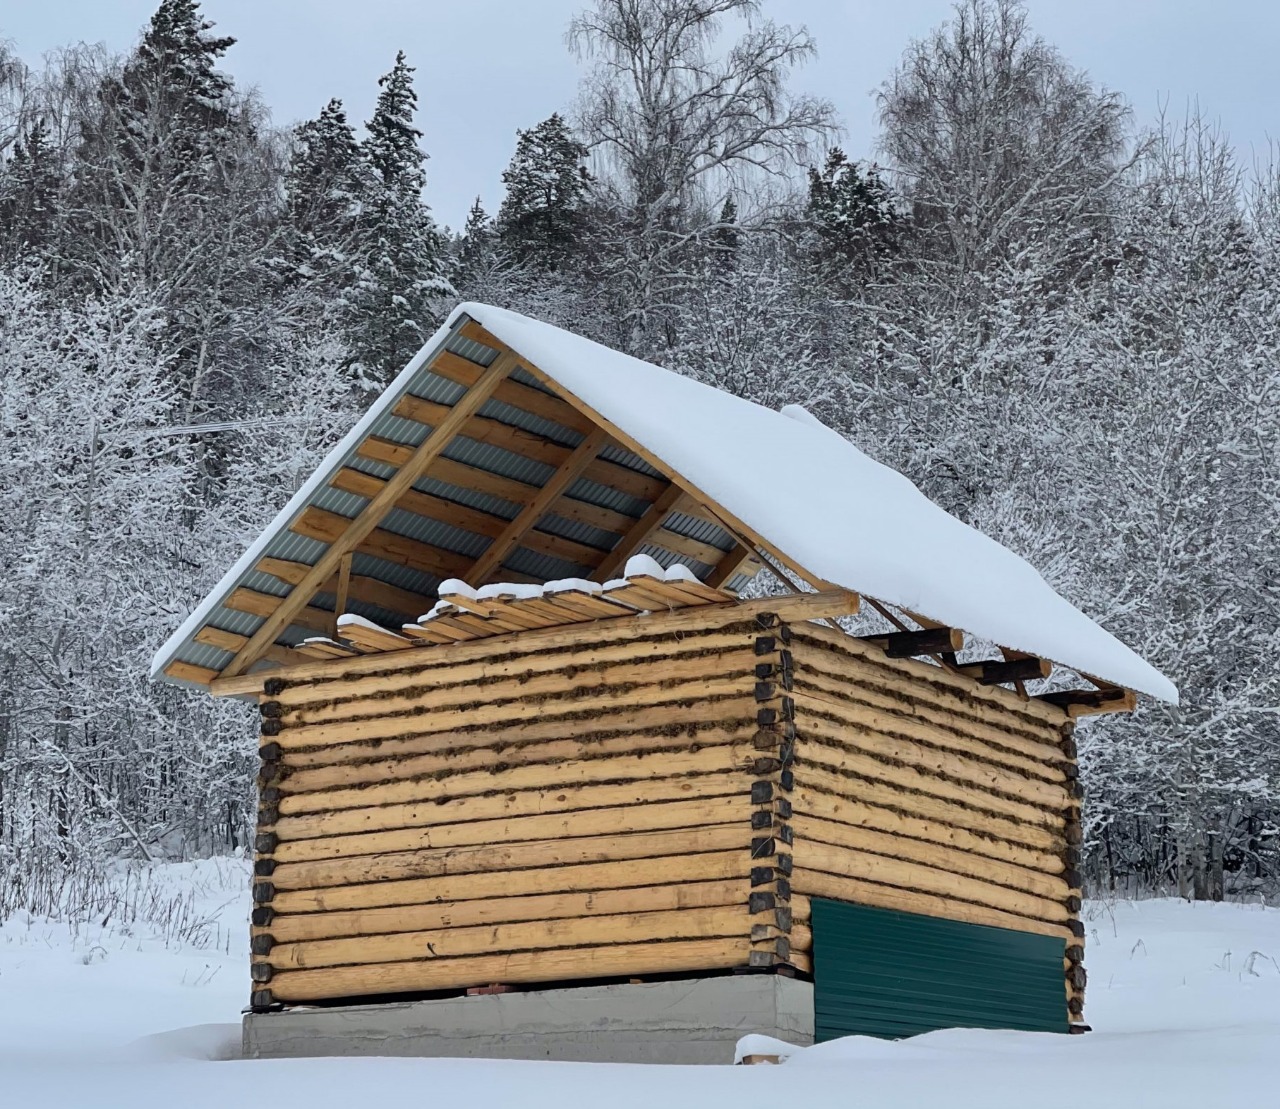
[5,1,1278,229]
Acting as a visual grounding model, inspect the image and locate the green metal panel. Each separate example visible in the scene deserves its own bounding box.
[811,899,1068,1040]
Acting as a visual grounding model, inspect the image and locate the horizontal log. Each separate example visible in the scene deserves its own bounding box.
[280,648,760,729]
[270,850,750,914]
[793,869,1073,943]
[268,936,753,1002]
[271,904,752,971]
[795,661,1066,776]
[278,699,742,770]
[211,591,860,698]
[796,760,1063,853]
[273,795,749,863]
[794,642,1065,761]
[792,708,1064,829]
[278,724,753,795]
[792,814,1067,901]
[791,624,1066,729]
[791,783,1063,876]
[264,879,752,944]
[277,744,754,818]
[273,771,748,842]
[272,627,760,712]
[795,698,1071,810]
[270,824,750,891]
[798,838,1068,924]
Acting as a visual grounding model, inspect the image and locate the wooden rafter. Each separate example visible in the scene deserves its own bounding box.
[590,483,685,583]
[218,352,515,678]
[460,317,823,593]
[468,427,610,584]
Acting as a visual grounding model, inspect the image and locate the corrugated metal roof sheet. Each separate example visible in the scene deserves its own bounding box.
[154,312,762,688]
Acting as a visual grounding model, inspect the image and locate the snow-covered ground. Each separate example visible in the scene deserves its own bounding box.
[2,859,1276,1108]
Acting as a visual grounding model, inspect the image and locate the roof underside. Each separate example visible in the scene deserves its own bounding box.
[152,303,1176,710]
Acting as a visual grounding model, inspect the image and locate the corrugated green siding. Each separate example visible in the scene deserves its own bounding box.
[812,899,1068,1040]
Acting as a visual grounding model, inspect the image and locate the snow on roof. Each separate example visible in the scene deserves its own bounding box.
[151,301,1175,704]
[462,303,1177,703]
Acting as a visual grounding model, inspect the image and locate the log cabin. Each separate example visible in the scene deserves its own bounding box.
[151,303,1177,1062]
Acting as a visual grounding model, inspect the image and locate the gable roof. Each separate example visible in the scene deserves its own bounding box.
[151,302,1176,704]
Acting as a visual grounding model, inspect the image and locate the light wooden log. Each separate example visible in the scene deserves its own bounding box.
[277,727,753,797]
[276,744,754,818]
[270,850,750,914]
[796,760,1062,853]
[792,814,1067,901]
[793,722,1061,830]
[275,695,744,769]
[271,904,753,971]
[792,624,1067,729]
[277,677,755,749]
[797,838,1068,923]
[791,784,1064,877]
[270,626,759,711]
[792,634,1066,754]
[267,936,753,1002]
[279,647,758,728]
[212,589,859,698]
[222,351,513,677]
[793,869,1073,942]
[264,879,753,944]
[272,772,748,842]
[795,700,1071,810]
[794,665,1066,779]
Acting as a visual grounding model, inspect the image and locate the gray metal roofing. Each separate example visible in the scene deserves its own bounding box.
[159,316,740,687]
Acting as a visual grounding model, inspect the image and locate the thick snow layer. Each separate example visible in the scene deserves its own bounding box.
[460,304,1176,702]
[3,861,1276,1108]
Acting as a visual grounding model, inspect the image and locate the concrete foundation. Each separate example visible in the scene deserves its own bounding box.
[243,975,814,1064]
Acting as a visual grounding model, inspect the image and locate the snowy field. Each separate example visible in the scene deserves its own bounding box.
[2,859,1277,1108]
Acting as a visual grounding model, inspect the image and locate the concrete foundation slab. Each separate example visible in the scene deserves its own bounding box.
[243,975,814,1064]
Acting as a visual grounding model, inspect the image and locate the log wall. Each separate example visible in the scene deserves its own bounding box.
[775,624,1085,1023]
[247,608,800,1009]
[245,602,1083,1025]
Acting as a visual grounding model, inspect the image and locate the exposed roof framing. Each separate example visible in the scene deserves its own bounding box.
[152,302,1177,714]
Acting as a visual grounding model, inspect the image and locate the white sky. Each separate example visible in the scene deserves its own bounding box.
[5,1,1278,230]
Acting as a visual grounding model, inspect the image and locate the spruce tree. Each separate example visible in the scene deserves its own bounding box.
[496,113,591,270]
[281,98,364,296]
[348,51,453,389]
[453,196,499,291]
[0,119,62,263]
[805,148,897,273]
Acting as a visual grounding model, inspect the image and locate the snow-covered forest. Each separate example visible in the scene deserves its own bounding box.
[0,0,1276,907]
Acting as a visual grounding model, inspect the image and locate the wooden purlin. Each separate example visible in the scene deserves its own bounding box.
[220,351,516,678]
[590,483,685,583]
[457,319,831,597]
[468,427,611,584]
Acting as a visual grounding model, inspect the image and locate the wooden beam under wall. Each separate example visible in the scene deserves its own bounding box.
[591,483,685,583]
[219,352,515,678]
[469,427,610,585]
